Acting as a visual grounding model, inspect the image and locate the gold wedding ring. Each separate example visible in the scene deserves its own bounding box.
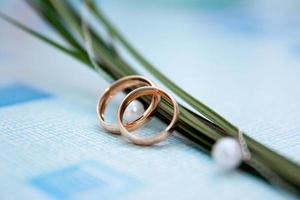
[97,75,160,134]
[118,86,179,146]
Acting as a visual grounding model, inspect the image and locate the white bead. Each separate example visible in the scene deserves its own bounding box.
[123,100,145,123]
[212,137,242,170]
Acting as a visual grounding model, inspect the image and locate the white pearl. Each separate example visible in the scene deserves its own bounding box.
[123,100,145,123]
[212,137,242,170]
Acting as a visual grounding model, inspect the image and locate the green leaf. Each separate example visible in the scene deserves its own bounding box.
[26,0,85,52]
[0,12,87,64]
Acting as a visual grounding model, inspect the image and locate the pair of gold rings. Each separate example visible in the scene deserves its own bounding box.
[97,75,179,146]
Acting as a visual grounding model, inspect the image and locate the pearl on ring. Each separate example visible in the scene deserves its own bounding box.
[123,100,145,123]
[212,137,242,170]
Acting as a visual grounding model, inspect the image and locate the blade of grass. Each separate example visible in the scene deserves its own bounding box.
[0,12,87,64]
[48,0,135,76]
[0,12,127,81]
[26,0,85,52]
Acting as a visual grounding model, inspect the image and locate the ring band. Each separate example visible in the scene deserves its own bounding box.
[118,86,179,146]
[97,75,160,134]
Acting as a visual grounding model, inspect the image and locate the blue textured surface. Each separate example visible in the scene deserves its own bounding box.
[0,50,6,60]
[30,161,142,200]
[0,83,51,107]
